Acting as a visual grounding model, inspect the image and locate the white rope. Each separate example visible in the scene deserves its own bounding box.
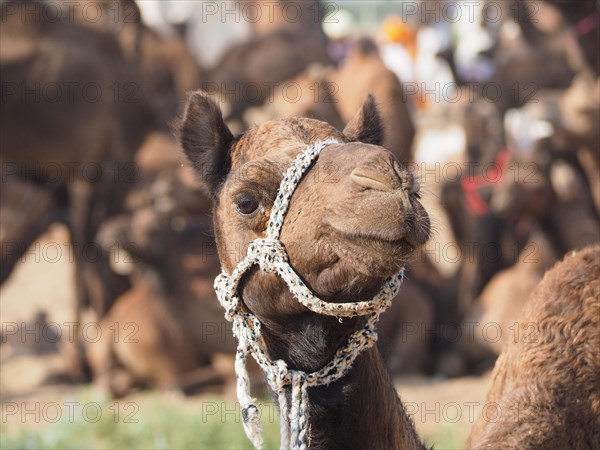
[214,139,404,449]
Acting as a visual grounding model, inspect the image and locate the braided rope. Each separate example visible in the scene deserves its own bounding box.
[213,139,404,449]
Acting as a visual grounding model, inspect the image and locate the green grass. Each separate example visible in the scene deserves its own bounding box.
[422,424,466,450]
[1,390,280,450]
[1,390,463,449]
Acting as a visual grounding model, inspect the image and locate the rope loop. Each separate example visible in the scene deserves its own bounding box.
[214,272,237,321]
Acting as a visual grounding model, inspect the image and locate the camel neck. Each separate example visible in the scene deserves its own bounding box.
[305,347,425,450]
[260,317,424,450]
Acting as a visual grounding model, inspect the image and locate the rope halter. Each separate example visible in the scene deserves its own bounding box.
[213,139,405,450]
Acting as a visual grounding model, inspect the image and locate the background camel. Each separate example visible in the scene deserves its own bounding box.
[0,171,57,284]
[457,228,556,365]
[89,207,231,396]
[0,0,203,380]
[66,0,203,128]
[245,36,416,163]
[87,137,233,395]
[329,37,416,163]
[0,0,153,359]
[208,1,330,128]
[467,244,600,449]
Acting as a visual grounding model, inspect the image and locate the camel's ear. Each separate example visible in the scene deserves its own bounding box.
[343,93,384,146]
[175,91,234,199]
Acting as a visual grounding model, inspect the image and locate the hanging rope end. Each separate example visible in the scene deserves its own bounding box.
[242,402,264,449]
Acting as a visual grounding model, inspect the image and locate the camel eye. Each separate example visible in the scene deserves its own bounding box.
[235,193,260,216]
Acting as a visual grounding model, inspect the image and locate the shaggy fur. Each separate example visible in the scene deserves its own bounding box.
[467,244,600,449]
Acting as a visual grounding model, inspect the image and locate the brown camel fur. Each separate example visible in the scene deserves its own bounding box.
[177,90,429,449]
[467,244,600,449]
[464,228,556,358]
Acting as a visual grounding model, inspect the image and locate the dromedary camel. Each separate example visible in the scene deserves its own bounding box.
[89,206,231,395]
[329,37,416,163]
[177,90,429,449]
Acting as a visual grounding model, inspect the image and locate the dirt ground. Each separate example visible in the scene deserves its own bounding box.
[0,227,490,448]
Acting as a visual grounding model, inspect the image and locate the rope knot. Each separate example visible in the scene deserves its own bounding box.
[247,238,288,273]
[269,359,290,389]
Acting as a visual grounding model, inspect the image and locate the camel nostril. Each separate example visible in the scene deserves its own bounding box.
[391,158,418,195]
[408,177,420,195]
[351,169,397,192]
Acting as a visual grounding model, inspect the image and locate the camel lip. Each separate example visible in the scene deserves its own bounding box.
[324,222,418,250]
[332,229,417,254]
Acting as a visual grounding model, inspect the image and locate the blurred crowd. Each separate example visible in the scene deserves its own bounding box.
[1,0,598,396]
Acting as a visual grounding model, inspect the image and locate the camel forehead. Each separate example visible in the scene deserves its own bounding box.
[231,117,344,166]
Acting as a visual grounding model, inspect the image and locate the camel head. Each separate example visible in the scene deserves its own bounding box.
[177,91,430,369]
